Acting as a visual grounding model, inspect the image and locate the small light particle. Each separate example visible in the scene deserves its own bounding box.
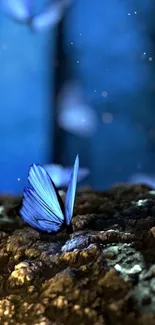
[77,60,79,63]
[102,91,108,97]
[94,89,96,92]
[71,42,73,45]
[140,53,147,60]
[134,11,137,14]
[128,12,131,16]
[149,57,153,61]
[17,178,20,181]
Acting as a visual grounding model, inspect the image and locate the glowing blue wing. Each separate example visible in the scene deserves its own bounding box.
[1,0,31,22]
[20,164,65,232]
[21,188,62,232]
[65,155,79,225]
[30,0,71,32]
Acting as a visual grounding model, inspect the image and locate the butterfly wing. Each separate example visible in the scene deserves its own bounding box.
[65,155,79,225]
[20,164,65,232]
[1,0,31,22]
[30,0,71,32]
[21,188,62,232]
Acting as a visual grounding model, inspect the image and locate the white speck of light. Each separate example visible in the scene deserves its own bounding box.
[17,178,21,181]
[94,89,96,92]
[71,42,73,45]
[80,33,82,36]
[134,11,137,14]
[149,57,153,61]
[140,52,147,60]
[77,60,79,63]
[128,12,131,16]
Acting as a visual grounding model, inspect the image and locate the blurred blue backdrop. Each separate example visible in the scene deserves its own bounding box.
[0,0,56,193]
[0,0,155,193]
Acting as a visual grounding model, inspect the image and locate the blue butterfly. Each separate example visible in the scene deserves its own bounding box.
[20,155,79,233]
[1,0,72,32]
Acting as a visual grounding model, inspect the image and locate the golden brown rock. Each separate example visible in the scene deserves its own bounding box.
[0,186,154,324]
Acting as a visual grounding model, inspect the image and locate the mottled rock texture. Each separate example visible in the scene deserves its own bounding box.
[0,185,155,324]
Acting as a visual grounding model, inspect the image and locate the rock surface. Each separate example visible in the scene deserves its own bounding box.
[0,185,155,324]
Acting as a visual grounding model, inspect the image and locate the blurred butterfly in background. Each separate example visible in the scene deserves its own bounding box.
[1,0,72,32]
[44,163,89,187]
[129,173,155,189]
[20,155,79,233]
[57,82,98,137]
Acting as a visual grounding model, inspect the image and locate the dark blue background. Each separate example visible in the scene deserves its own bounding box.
[0,0,155,193]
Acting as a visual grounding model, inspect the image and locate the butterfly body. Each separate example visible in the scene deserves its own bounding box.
[20,155,79,233]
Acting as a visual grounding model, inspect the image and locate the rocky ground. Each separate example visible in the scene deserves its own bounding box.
[0,184,155,324]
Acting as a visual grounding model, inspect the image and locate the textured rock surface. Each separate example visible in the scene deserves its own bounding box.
[0,185,155,324]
